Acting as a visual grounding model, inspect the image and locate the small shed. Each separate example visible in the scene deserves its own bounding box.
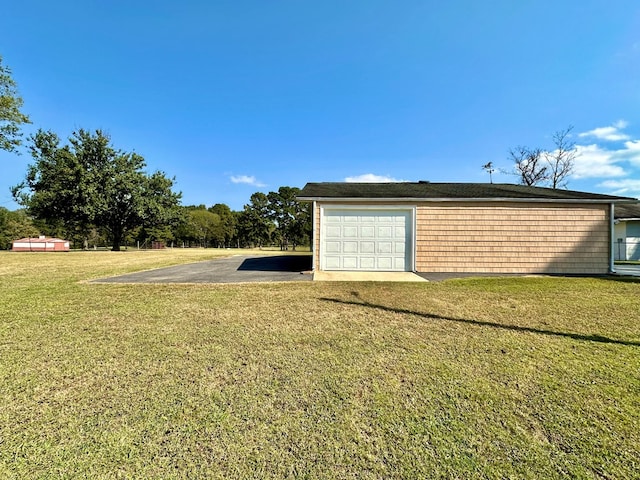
[12,236,70,252]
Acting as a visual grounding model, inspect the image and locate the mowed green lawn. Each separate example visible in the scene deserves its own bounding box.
[1,250,638,479]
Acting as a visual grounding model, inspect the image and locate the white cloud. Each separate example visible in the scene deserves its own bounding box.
[572,144,627,179]
[230,175,266,187]
[579,121,631,142]
[344,173,404,183]
[622,140,640,167]
[598,179,640,199]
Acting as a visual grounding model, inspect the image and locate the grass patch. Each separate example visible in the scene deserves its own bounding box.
[1,250,639,478]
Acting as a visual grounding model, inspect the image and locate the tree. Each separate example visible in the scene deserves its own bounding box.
[508,146,548,186]
[545,126,577,189]
[288,202,312,250]
[188,209,221,247]
[208,203,236,247]
[267,186,301,250]
[12,130,91,241]
[12,129,181,250]
[0,56,31,153]
[507,126,578,189]
[0,207,39,249]
[267,186,310,250]
[237,192,272,248]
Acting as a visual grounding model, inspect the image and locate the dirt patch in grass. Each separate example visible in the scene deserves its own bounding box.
[1,251,639,478]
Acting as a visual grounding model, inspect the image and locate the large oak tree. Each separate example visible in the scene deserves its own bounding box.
[12,129,181,250]
[0,56,30,153]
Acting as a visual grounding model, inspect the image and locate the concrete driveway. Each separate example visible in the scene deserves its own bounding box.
[614,264,640,277]
[92,254,313,284]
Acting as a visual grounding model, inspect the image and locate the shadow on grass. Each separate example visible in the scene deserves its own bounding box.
[320,296,640,347]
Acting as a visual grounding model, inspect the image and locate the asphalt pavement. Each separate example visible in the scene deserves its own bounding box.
[91,254,313,284]
[91,254,640,285]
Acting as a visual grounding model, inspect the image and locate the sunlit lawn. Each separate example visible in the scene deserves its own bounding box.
[1,249,639,479]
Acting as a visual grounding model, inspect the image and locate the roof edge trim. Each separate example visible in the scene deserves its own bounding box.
[297,196,639,204]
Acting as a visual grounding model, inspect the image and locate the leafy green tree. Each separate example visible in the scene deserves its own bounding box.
[188,209,221,247]
[0,207,39,249]
[12,130,91,241]
[237,192,272,248]
[0,56,31,153]
[208,203,236,248]
[12,129,181,251]
[288,202,312,250]
[171,206,195,247]
[267,186,309,250]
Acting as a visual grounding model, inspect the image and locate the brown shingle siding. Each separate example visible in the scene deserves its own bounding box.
[416,202,609,274]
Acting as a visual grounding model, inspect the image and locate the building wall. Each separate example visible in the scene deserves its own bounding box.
[416,202,609,274]
[313,201,611,274]
[12,241,70,252]
[616,220,640,261]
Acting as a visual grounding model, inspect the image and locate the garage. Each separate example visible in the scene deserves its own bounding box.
[298,182,640,275]
[320,207,414,271]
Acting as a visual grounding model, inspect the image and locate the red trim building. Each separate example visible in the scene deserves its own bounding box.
[12,236,70,252]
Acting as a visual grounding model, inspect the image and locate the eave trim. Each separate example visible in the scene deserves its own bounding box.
[297,196,639,204]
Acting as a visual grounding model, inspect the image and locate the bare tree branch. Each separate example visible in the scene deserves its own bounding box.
[545,125,577,189]
[509,146,548,186]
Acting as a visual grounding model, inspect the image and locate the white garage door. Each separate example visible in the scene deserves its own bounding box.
[321,208,413,271]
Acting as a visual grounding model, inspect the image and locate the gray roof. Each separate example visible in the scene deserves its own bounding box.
[615,203,640,219]
[297,182,639,203]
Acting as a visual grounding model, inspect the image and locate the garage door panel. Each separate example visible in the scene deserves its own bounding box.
[378,226,393,237]
[343,257,358,269]
[326,241,341,253]
[377,257,393,269]
[343,241,358,253]
[361,226,375,237]
[326,226,341,238]
[344,226,358,238]
[325,256,341,269]
[360,257,375,269]
[322,208,412,272]
[360,241,375,254]
[378,241,392,253]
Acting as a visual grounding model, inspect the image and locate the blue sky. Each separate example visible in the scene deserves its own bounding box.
[2,1,640,210]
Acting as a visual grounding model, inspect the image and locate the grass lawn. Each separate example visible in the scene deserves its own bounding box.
[1,249,639,479]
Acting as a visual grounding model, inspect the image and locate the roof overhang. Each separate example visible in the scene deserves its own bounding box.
[297,196,639,205]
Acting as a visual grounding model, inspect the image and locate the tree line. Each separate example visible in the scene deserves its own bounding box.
[1,56,310,251]
[3,129,310,250]
[174,187,310,251]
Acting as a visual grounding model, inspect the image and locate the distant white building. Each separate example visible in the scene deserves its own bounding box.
[12,236,70,252]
